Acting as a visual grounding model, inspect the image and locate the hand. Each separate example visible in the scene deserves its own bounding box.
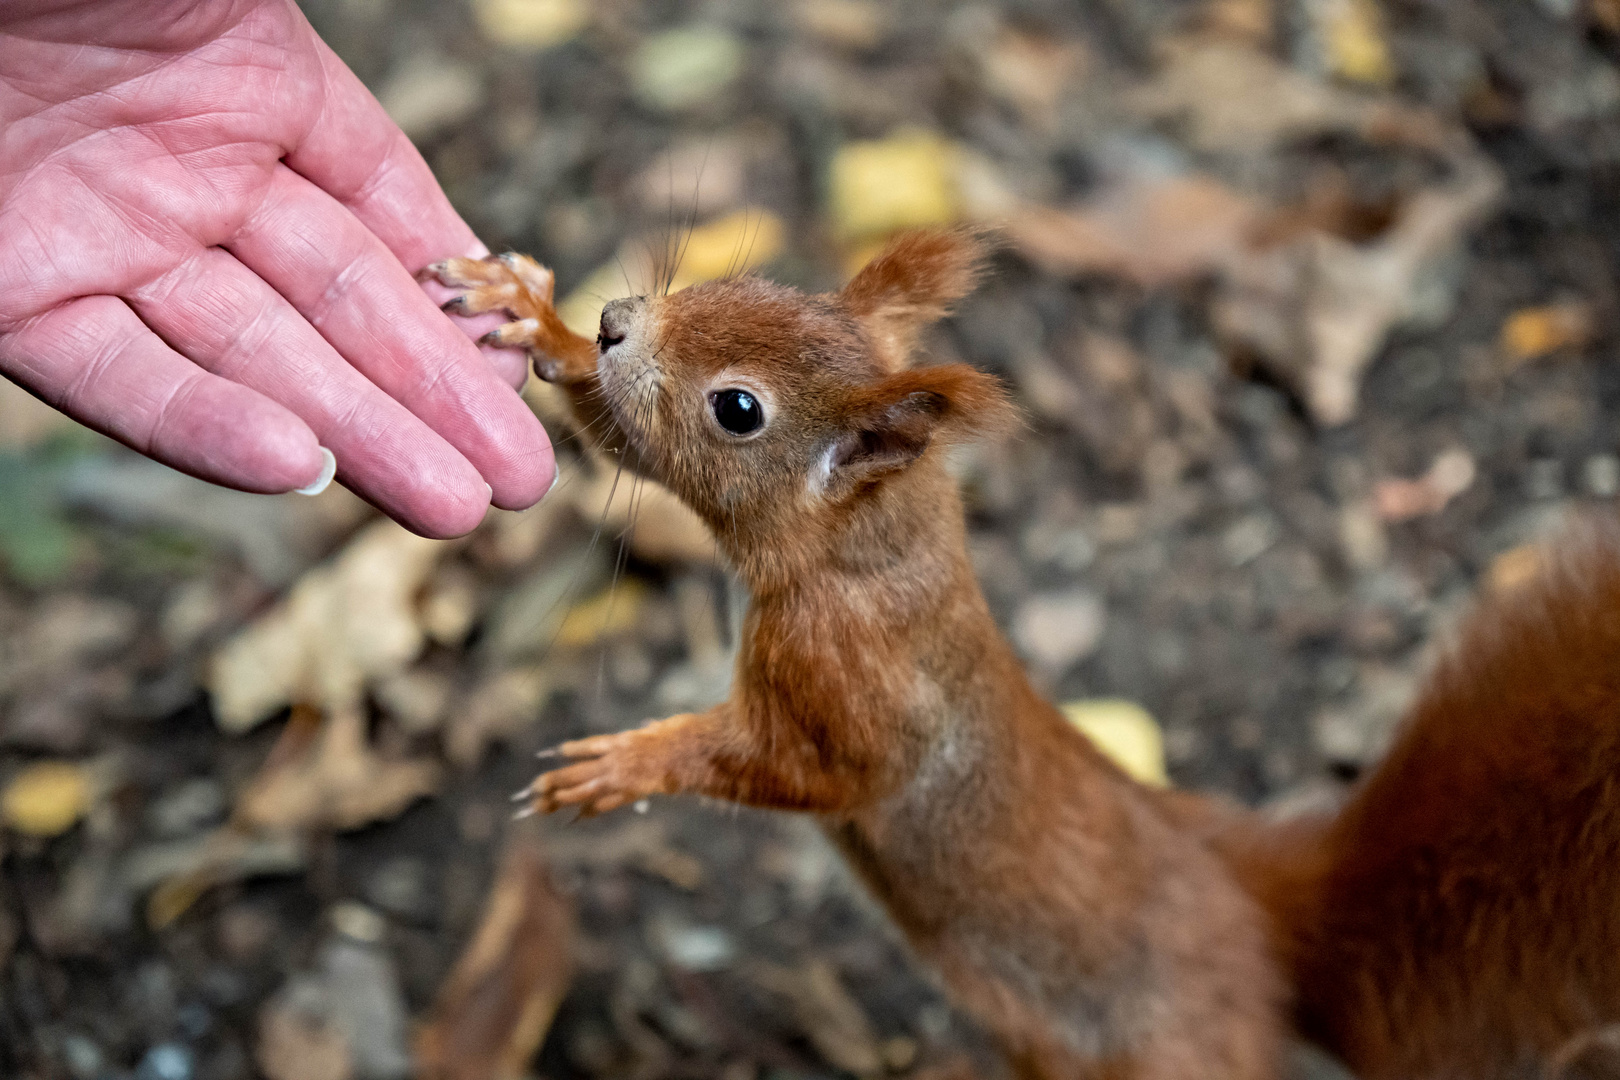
[0,0,554,537]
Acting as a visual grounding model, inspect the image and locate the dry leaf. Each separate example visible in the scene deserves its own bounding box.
[977,28,1087,129]
[1215,157,1501,424]
[829,129,961,245]
[1372,449,1476,522]
[1128,38,1438,154]
[137,827,306,930]
[748,960,883,1076]
[1,761,89,837]
[1307,0,1394,85]
[792,0,889,49]
[556,208,785,337]
[446,667,552,770]
[1062,700,1170,787]
[471,0,588,50]
[569,468,716,566]
[1488,544,1544,593]
[259,986,353,1080]
[415,838,575,1080]
[208,521,452,733]
[1500,301,1595,366]
[1005,174,1259,287]
[234,704,441,833]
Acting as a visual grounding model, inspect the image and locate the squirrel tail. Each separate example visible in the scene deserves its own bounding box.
[1205,512,1620,1079]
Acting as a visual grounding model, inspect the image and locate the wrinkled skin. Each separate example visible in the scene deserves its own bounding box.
[0,0,554,536]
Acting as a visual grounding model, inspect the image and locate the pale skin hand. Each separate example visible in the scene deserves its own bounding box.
[0,0,553,538]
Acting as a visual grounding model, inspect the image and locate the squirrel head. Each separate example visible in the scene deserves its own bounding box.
[592,227,1017,573]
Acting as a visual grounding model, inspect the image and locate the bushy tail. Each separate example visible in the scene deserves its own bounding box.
[1214,513,1620,1079]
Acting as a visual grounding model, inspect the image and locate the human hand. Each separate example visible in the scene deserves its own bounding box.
[0,0,553,538]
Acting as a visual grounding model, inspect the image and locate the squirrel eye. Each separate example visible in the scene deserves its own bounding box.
[710,388,764,436]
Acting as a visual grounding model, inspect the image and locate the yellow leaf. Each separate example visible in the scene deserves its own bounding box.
[555,579,651,648]
[1488,544,1543,594]
[555,208,785,337]
[471,0,588,50]
[829,129,961,244]
[2,762,89,837]
[1500,301,1594,365]
[1062,700,1169,787]
[1321,0,1393,86]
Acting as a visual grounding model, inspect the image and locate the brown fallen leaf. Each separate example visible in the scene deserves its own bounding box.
[1372,449,1477,522]
[445,667,553,770]
[1128,37,1445,155]
[1005,174,1259,288]
[1214,157,1501,425]
[570,467,716,566]
[747,959,883,1077]
[208,521,455,734]
[258,978,354,1080]
[415,837,576,1080]
[235,703,441,833]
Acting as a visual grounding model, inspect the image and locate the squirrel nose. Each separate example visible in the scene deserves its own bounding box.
[599,297,640,350]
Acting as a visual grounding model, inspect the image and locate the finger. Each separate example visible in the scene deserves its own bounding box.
[230,166,555,511]
[128,247,493,537]
[0,295,323,493]
[418,275,531,390]
[283,30,532,388]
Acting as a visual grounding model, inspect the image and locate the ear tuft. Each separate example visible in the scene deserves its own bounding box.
[841,227,996,370]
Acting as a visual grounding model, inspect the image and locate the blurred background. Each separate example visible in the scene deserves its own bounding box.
[5,0,1620,1077]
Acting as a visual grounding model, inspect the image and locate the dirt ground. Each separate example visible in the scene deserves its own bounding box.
[5,0,1620,1077]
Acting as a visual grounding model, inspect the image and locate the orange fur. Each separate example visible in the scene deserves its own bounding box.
[430,232,1620,1080]
[433,231,1283,1079]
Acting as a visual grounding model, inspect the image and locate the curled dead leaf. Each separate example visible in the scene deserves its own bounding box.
[415,837,576,1080]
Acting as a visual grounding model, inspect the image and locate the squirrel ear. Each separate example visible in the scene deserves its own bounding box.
[841,227,992,370]
[821,364,1018,491]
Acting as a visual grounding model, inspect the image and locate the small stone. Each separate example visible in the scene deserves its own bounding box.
[1586,454,1620,498]
[1526,458,1565,501]
[321,936,412,1080]
[1012,589,1105,675]
[136,1043,194,1080]
[1338,504,1388,571]
[364,857,432,922]
[2,761,90,837]
[630,27,745,112]
[330,902,386,945]
[60,1033,104,1080]
[657,920,737,972]
[1221,513,1277,567]
[147,778,226,838]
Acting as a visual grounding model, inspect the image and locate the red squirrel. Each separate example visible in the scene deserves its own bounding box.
[428,230,1620,1080]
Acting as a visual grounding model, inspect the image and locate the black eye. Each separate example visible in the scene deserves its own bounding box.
[710,388,763,436]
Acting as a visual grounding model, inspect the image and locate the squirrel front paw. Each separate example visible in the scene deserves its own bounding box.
[422,253,596,384]
[519,726,678,818]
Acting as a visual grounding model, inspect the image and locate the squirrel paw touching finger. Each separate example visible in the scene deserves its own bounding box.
[424,254,597,384]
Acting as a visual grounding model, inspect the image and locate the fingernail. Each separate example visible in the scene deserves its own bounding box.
[544,468,560,499]
[484,483,494,503]
[466,240,491,258]
[294,447,337,496]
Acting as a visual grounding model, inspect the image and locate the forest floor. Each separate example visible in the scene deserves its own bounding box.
[5,0,1620,1077]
